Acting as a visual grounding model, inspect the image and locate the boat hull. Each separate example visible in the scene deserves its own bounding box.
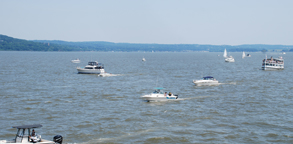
[193,80,219,86]
[262,66,284,70]
[141,94,178,101]
[77,68,105,74]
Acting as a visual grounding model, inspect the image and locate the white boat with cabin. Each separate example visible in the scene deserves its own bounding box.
[225,56,235,62]
[193,76,219,86]
[262,56,284,70]
[223,49,235,62]
[77,61,105,74]
[141,87,179,102]
[71,58,80,63]
[0,124,62,144]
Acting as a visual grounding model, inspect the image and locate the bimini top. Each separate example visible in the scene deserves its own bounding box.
[12,124,42,129]
[203,76,214,79]
[154,87,164,90]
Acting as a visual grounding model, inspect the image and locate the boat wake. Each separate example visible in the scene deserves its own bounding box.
[98,73,122,77]
[87,128,157,143]
[218,82,237,85]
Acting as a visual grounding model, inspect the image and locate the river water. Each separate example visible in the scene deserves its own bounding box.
[0,51,292,143]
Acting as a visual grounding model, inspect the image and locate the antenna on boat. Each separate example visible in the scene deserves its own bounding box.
[155,76,158,87]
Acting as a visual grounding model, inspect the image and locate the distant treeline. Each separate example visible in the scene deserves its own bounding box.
[1,34,293,52]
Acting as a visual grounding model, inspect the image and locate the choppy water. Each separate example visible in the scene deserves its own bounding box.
[0,51,293,143]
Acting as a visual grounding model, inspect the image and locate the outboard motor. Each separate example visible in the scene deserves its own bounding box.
[53,135,63,144]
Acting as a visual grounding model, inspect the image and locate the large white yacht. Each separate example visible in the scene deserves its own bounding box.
[77,61,105,74]
[262,56,284,70]
[0,124,62,144]
[141,87,179,102]
[193,76,219,86]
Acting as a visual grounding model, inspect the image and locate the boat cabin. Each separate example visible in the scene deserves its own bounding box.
[203,76,214,80]
[85,61,104,69]
[12,124,42,143]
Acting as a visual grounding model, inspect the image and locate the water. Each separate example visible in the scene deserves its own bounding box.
[0,51,292,143]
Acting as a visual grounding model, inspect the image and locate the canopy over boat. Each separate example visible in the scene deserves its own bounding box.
[154,87,164,90]
[12,124,42,129]
[203,76,213,79]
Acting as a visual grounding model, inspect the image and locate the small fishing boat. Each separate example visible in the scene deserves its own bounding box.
[141,87,178,102]
[246,54,251,57]
[71,58,80,63]
[0,124,62,144]
[142,57,146,61]
[193,76,219,86]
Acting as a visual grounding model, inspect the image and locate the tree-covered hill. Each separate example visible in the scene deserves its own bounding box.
[1,34,293,52]
[0,34,79,51]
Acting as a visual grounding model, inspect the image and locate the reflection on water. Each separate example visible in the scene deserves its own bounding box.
[0,51,293,143]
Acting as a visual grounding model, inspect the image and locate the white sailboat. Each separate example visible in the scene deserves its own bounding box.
[242,51,246,59]
[223,49,227,58]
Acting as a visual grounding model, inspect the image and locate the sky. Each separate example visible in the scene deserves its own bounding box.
[1,0,293,45]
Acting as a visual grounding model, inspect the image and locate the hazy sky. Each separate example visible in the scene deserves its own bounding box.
[1,0,292,45]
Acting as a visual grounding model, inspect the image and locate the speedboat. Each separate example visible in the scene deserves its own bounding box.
[141,87,179,102]
[262,56,284,70]
[193,76,219,86]
[71,58,80,63]
[77,61,105,74]
[0,124,62,144]
[225,56,235,62]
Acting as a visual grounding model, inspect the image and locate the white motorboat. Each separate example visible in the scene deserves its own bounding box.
[225,56,235,62]
[77,61,105,74]
[141,87,179,102]
[262,56,284,70]
[282,52,286,54]
[142,57,146,61]
[193,76,219,86]
[0,124,62,144]
[242,51,246,59]
[71,58,80,63]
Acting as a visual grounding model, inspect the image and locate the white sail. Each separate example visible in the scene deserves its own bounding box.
[223,49,227,58]
[242,51,245,58]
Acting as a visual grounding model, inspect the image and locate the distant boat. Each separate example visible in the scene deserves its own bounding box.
[193,76,219,86]
[223,49,227,58]
[71,58,80,63]
[77,61,105,74]
[225,56,235,62]
[262,56,284,70]
[282,52,286,54]
[142,57,146,61]
[242,51,246,59]
[246,54,251,57]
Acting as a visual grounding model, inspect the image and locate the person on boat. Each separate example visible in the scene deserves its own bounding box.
[32,129,36,136]
[169,92,172,96]
[164,92,167,96]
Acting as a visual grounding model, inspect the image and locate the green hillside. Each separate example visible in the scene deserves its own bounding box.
[1,34,293,52]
